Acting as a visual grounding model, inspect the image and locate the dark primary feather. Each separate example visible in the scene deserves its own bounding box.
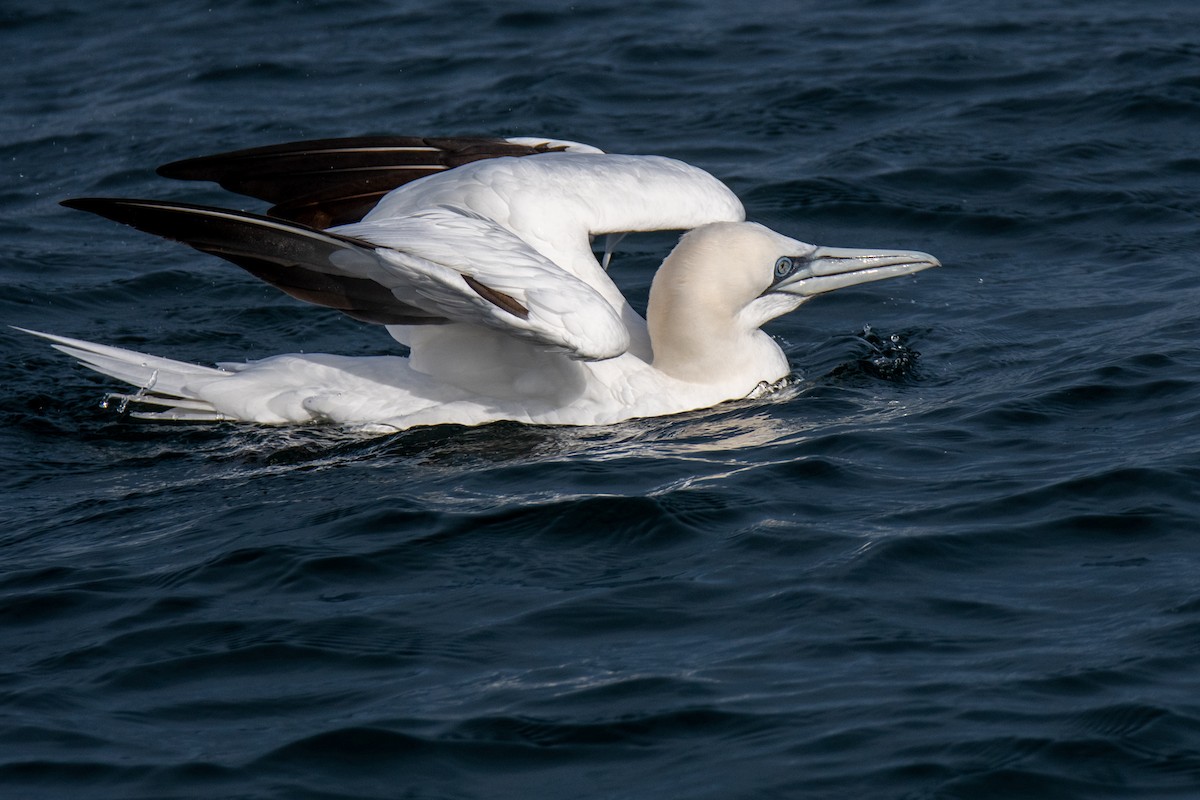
[61,138,579,327]
[61,197,449,325]
[156,136,570,228]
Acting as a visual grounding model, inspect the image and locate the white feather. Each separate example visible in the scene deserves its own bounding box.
[27,138,939,429]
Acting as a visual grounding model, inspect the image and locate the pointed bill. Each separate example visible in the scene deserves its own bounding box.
[775,245,940,297]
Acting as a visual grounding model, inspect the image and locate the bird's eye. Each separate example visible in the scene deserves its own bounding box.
[774,257,794,278]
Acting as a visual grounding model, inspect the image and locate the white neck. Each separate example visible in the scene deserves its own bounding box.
[646,225,792,389]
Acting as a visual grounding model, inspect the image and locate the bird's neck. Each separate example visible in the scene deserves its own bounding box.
[646,250,788,389]
[650,314,786,388]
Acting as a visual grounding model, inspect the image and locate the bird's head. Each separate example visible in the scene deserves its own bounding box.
[647,222,939,383]
[654,221,939,331]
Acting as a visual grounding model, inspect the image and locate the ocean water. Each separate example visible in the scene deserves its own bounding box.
[4,0,1200,797]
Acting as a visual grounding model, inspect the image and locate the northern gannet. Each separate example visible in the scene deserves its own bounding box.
[22,136,939,431]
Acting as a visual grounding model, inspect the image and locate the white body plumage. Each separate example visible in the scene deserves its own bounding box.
[25,137,939,431]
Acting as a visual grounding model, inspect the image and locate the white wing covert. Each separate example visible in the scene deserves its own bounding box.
[342,206,631,361]
[59,198,631,363]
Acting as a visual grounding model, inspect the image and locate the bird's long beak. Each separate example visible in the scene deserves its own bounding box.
[775,245,941,297]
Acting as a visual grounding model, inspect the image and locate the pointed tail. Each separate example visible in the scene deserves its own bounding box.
[16,327,234,421]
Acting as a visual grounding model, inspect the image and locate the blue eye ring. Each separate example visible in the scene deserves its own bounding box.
[774,256,794,278]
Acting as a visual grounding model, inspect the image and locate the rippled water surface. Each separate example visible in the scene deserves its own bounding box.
[4,1,1200,798]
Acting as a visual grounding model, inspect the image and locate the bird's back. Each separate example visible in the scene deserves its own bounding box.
[350,152,746,381]
[358,152,745,298]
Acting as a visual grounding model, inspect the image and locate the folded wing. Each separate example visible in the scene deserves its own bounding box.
[62,198,629,361]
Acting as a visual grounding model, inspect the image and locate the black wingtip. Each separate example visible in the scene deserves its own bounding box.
[60,196,146,224]
[155,161,182,179]
[156,158,206,181]
[60,196,103,212]
[60,197,189,230]
[62,196,162,211]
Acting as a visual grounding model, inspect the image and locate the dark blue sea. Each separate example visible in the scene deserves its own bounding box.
[4,1,1200,797]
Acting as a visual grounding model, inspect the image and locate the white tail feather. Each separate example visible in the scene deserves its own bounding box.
[130,407,230,422]
[16,327,232,421]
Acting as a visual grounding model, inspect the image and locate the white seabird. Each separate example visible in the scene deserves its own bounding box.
[22,135,939,430]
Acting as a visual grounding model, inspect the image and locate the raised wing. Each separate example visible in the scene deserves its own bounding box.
[339,206,631,359]
[62,197,443,325]
[156,136,602,228]
[61,198,629,361]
